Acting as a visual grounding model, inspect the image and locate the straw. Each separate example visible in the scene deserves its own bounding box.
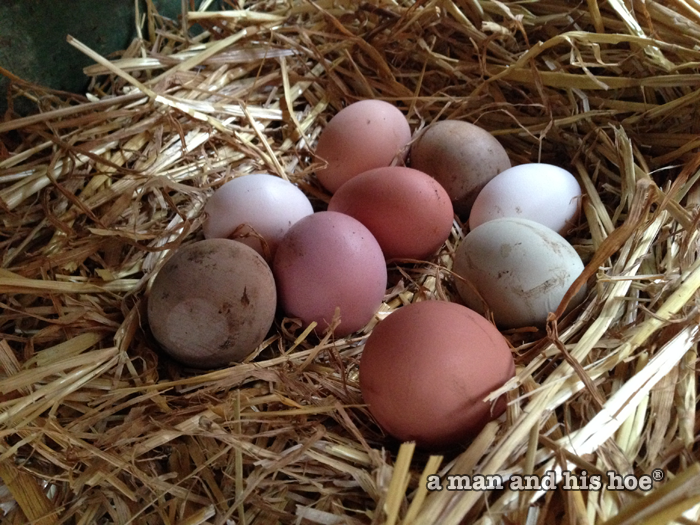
[1,0,700,523]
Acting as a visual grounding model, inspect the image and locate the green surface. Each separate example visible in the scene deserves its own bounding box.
[0,0,216,116]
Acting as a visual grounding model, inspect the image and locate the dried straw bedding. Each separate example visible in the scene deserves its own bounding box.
[1,1,700,524]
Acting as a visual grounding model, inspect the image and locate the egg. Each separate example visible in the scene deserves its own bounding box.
[202,173,313,259]
[469,163,582,235]
[147,239,277,368]
[273,211,387,337]
[314,100,412,193]
[410,120,511,215]
[359,300,515,449]
[453,218,586,328]
[327,166,454,260]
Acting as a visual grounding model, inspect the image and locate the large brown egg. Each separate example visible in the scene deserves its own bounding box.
[314,100,412,194]
[328,166,454,260]
[410,120,511,215]
[359,301,514,449]
[147,239,277,368]
[273,211,387,337]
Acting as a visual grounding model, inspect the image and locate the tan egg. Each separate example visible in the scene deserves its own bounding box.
[314,100,412,194]
[147,239,277,369]
[410,120,511,215]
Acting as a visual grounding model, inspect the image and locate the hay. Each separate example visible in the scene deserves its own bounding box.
[1,0,700,523]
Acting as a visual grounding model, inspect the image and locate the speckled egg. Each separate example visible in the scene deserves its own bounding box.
[147,239,277,368]
[410,120,511,215]
[453,218,586,328]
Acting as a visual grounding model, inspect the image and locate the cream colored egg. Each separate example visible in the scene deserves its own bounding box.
[454,218,586,328]
[469,163,582,235]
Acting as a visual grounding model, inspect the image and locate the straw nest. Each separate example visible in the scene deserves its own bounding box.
[1,1,700,524]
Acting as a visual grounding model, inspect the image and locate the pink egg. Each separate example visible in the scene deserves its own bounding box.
[314,100,412,194]
[273,211,387,337]
[203,173,313,259]
[328,166,454,260]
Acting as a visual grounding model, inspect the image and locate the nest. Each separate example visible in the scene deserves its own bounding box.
[1,1,700,523]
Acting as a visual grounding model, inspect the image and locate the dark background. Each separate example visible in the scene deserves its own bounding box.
[0,0,220,115]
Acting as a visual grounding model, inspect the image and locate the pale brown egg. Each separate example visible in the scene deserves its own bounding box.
[410,120,511,215]
[359,300,515,449]
[314,100,412,194]
[147,239,277,368]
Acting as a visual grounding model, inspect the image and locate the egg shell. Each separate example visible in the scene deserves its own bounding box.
[147,239,277,368]
[469,163,582,235]
[454,218,586,328]
[327,166,454,260]
[314,100,412,194]
[359,300,515,449]
[273,211,387,337]
[410,120,511,215]
[202,173,313,259]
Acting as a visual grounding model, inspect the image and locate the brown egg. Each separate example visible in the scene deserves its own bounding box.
[359,301,515,449]
[147,239,277,368]
[328,166,454,260]
[314,100,412,194]
[410,120,511,215]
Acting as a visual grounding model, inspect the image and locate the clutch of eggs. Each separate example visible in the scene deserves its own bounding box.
[145,99,592,453]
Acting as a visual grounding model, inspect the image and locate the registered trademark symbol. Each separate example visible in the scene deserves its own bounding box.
[652,469,664,482]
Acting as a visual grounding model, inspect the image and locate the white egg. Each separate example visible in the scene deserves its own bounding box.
[203,173,314,259]
[454,218,586,328]
[469,163,582,235]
